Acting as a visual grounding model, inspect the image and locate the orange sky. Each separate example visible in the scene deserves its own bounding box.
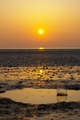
[0,0,80,49]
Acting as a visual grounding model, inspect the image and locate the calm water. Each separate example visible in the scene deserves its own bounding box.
[0,88,80,104]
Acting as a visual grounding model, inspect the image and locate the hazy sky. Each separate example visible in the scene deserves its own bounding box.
[0,0,80,49]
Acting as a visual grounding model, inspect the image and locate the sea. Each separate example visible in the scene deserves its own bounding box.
[0,49,80,67]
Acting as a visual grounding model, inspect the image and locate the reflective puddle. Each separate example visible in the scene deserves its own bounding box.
[0,88,80,104]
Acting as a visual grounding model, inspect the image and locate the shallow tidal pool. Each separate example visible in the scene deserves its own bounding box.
[0,88,80,104]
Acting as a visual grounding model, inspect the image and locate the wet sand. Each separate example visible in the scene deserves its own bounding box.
[0,66,80,93]
[0,49,80,119]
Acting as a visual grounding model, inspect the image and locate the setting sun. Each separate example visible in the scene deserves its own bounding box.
[39,29,44,34]
[39,47,44,50]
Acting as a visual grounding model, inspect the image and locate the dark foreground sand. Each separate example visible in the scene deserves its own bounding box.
[0,98,80,120]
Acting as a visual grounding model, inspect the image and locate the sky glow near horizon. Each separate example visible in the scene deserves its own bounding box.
[0,0,80,49]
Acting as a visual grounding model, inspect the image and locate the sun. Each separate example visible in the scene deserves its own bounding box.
[39,47,44,50]
[39,29,44,34]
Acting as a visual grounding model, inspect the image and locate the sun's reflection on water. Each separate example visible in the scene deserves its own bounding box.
[0,66,80,81]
